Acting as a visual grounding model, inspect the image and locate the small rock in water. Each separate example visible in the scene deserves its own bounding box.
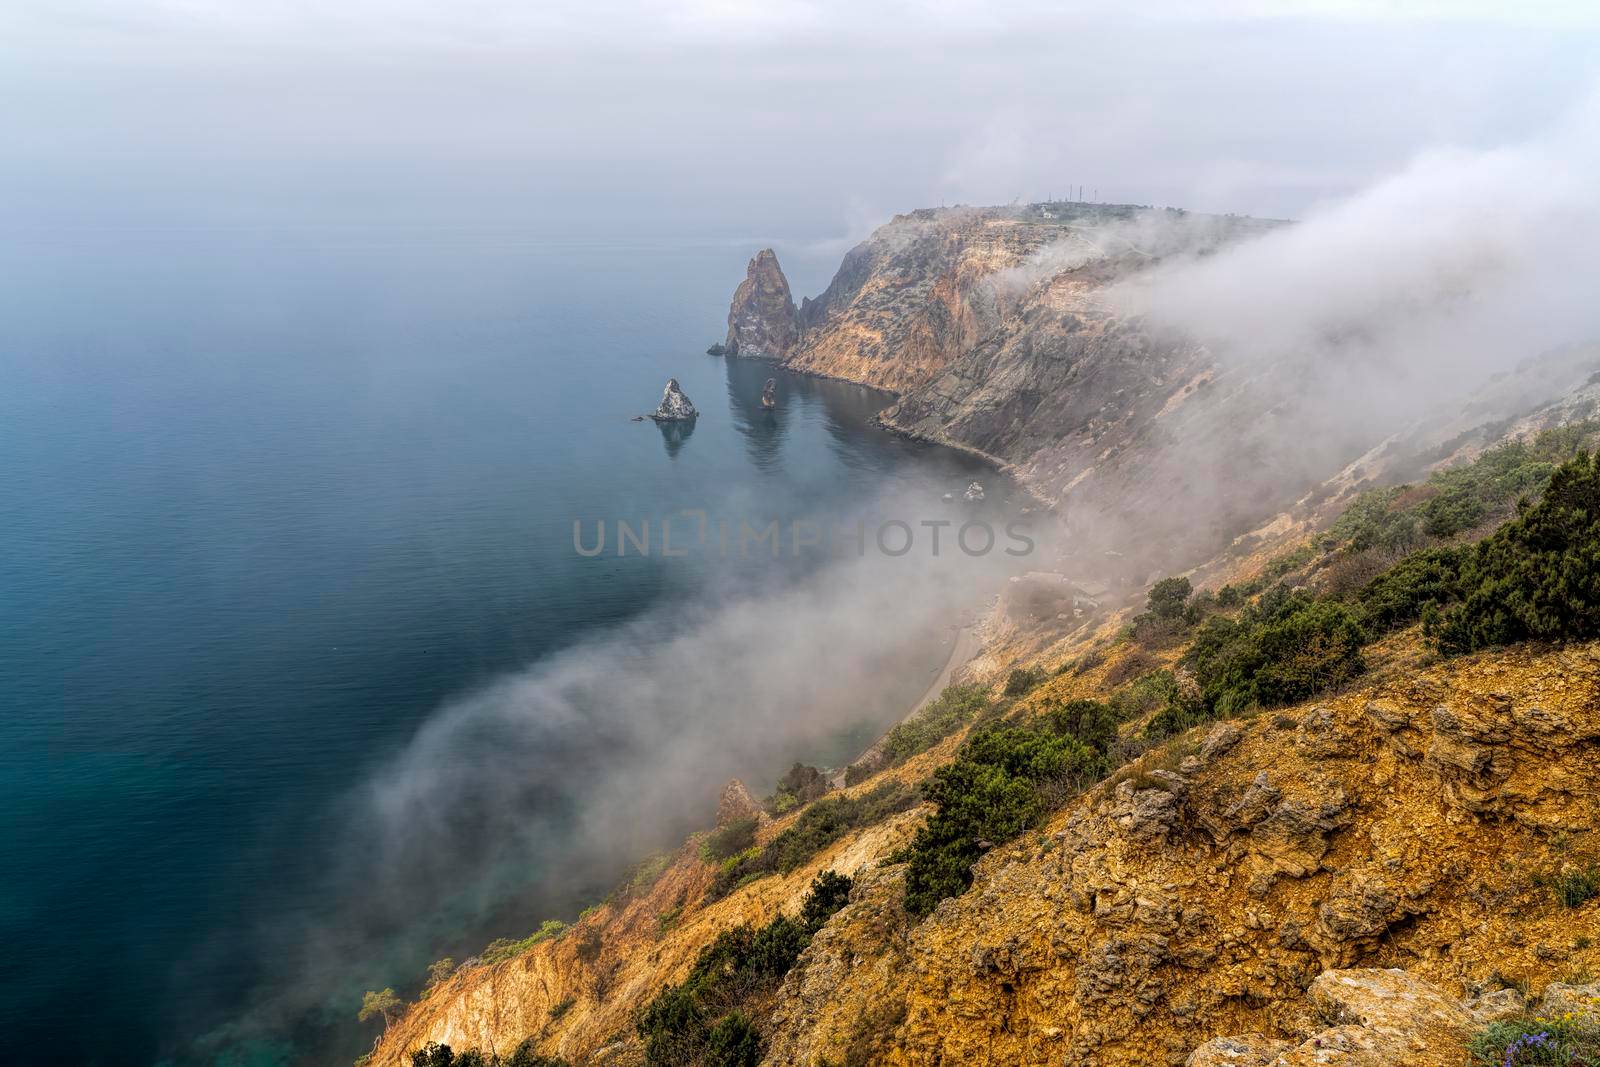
[963,481,985,501]
[761,378,777,410]
[650,378,699,422]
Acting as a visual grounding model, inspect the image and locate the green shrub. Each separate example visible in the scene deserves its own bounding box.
[1003,666,1048,698]
[1323,486,1421,555]
[1106,671,1179,725]
[481,920,567,965]
[638,873,853,1065]
[357,988,401,1027]
[505,1037,572,1067]
[1435,451,1600,653]
[1146,576,1193,620]
[701,816,760,864]
[411,1045,451,1067]
[902,721,1106,918]
[707,783,915,899]
[1356,544,1469,633]
[626,853,671,893]
[770,763,829,812]
[1540,865,1600,908]
[1181,593,1365,715]
[1324,425,1596,566]
[1249,598,1367,704]
[424,957,456,989]
[1043,698,1119,754]
[1142,695,1212,743]
[410,1046,492,1067]
[799,870,853,930]
[704,1011,763,1067]
[878,684,990,766]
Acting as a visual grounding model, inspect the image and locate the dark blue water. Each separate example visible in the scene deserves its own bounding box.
[0,231,1002,1064]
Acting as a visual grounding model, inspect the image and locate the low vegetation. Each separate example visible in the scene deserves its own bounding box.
[901,717,1109,918]
[424,957,457,989]
[1433,451,1600,653]
[700,816,759,863]
[706,782,916,900]
[1002,666,1048,697]
[639,872,854,1066]
[481,920,567,965]
[407,1038,570,1067]
[1182,591,1367,718]
[1466,1014,1600,1066]
[768,762,829,813]
[1537,865,1600,909]
[867,683,991,774]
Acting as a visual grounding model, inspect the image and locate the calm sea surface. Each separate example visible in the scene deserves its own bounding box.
[0,231,1008,1064]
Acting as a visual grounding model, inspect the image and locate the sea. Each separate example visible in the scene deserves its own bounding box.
[0,228,1024,1065]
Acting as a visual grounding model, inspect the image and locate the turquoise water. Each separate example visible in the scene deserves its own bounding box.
[0,231,1008,1064]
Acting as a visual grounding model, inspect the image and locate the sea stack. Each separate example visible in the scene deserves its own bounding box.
[651,378,698,422]
[725,249,800,360]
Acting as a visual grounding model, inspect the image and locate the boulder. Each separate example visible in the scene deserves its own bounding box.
[1199,721,1244,762]
[1192,968,1472,1067]
[1186,1034,1290,1066]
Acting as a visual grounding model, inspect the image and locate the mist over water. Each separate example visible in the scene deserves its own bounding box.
[0,230,1023,1065]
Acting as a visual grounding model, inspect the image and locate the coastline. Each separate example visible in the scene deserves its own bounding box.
[712,350,1056,511]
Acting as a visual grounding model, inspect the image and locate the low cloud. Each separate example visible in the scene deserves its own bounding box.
[1111,91,1600,425]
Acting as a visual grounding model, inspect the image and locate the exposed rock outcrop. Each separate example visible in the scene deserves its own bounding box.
[649,377,698,421]
[1189,968,1473,1067]
[725,249,799,360]
[716,778,761,827]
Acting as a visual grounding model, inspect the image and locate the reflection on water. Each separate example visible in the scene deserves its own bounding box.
[655,416,696,458]
[720,356,902,475]
[724,356,788,471]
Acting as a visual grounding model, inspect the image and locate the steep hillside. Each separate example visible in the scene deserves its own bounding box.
[367,632,1600,1067]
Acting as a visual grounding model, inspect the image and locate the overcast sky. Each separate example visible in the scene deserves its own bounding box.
[2,1,1596,240]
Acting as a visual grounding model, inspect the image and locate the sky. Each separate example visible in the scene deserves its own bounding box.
[1,2,1597,242]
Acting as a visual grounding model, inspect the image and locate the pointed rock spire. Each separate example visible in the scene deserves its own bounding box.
[725,248,800,360]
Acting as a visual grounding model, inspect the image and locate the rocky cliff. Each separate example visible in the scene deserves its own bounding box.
[718,206,1344,564]
[723,204,1600,568]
